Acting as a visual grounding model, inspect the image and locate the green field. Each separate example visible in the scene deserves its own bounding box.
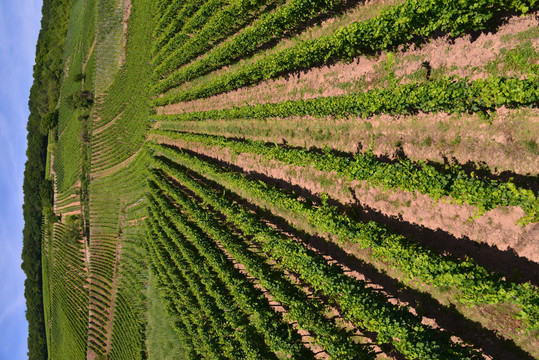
[34,0,539,359]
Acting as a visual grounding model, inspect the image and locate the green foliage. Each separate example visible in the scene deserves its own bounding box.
[79,1,154,358]
[152,0,226,62]
[22,0,73,358]
[40,179,54,209]
[524,139,539,155]
[151,130,539,224]
[153,0,347,84]
[66,90,94,109]
[147,152,484,360]
[41,110,59,132]
[48,220,89,359]
[90,0,153,173]
[34,0,539,357]
[146,273,188,360]
[63,215,82,244]
[150,143,539,333]
[153,0,537,99]
[147,180,372,359]
[152,0,286,81]
[151,0,206,54]
[155,75,539,120]
[73,72,86,82]
[43,206,59,225]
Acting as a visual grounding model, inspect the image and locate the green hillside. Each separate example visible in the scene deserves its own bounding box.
[24,0,539,359]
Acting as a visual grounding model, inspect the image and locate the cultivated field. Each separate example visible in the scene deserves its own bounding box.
[41,0,539,359]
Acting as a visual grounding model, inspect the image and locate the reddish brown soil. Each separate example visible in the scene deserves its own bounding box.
[163,106,539,176]
[56,201,81,211]
[60,209,83,218]
[128,216,146,226]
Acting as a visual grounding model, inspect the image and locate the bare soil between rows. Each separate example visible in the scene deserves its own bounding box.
[153,135,539,266]
[155,141,539,359]
[159,12,539,115]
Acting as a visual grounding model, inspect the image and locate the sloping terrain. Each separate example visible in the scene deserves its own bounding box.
[38,0,539,359]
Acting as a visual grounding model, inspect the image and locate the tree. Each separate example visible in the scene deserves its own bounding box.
[63,215,82,244]
[22,0,73,357]
[40,179,54,208]
[40,109,58,132]
[67,90,94,109]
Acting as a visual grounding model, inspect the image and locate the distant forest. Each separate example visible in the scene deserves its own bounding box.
[22,0,72,358]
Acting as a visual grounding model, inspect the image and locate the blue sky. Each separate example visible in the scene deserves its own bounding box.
[0,1,43,359]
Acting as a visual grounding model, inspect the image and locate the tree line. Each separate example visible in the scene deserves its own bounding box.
[22,0,72,358]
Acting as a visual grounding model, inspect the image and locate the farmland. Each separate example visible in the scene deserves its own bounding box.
[23,0,539,359]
